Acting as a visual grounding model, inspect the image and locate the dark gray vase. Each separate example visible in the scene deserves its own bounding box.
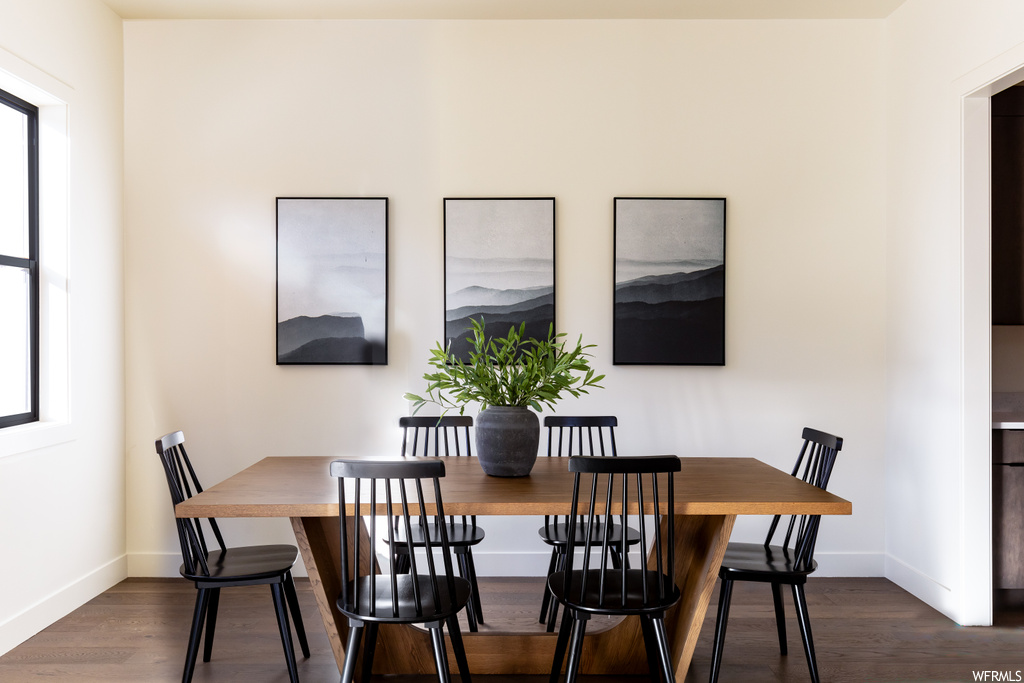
[475,406,540,477]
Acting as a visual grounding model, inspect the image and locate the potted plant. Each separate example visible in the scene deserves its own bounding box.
[405,318,604,477]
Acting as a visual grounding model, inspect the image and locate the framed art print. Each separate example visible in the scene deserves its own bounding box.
[614,197,726,365]
[276,197,388,365]
[444,197,555,362]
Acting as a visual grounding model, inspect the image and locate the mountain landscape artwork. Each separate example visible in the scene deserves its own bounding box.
[614,197,726,365]
[276,197,388,364]
[445,198,555,362]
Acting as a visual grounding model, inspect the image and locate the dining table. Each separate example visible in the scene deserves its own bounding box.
[175,454,851,680]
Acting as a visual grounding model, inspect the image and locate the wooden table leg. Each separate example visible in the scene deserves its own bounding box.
[291,517,348,673]
[574,514,736,677]
[664,514,736,680]
[291,513,735,679]
[291,517,436,680]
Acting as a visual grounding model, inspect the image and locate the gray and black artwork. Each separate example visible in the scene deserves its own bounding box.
[444,198,555,362]
[614,198,725,365]
[276,197,388,365]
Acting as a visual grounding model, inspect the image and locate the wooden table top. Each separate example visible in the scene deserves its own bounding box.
[176,455,852,519]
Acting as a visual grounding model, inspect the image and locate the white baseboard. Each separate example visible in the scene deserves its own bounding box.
[0,555,127,656]
[885,553,956,620]
[813,552,885,577]
[460,550,885,578]
[473,550,572,577]
[126,549,885,581]
[126,551,181,578]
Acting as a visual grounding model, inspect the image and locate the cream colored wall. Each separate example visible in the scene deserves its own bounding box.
[0,0,125,655]
[885,0,1024,625]
[124,19,887,577]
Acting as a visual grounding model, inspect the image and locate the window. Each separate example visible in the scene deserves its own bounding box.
[0,87,38,429]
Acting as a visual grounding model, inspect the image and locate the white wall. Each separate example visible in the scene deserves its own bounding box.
[10,0,1021,655]
[885,0,1024,625]
[2,0,1016,648]
[124,19,887,579]
[0,0,125,655]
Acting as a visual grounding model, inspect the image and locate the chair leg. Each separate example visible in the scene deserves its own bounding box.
[650,616,675,683]
[428,622,453,683]
[283,572,311,658]
[447,615,472,683]
[549,606,573,683]
[546,594,561,632]
[610,546,622,570]
[466,548,484,624]
[456,551,479,632]
[340,622,364,683]
[563,612,590,683]
[708,577,734,683]
[791,583,820,683]
[202,587,220,663]
[182,588,211,683]
[539,548,559,623]
[546,550,566,632]
[361,622,379,682]
[270,583,299,683]
[771,582,788,656]
[639,615,663,683]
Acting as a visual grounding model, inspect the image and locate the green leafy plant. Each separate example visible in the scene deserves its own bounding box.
[404,318,605,414]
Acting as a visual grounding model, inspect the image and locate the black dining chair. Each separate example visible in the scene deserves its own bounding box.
[538,416,641,630]
[393,415,485,631]
[708,427,844,683]
[548,455,682,683]
[155,430,310,683]
[331,457,473,683]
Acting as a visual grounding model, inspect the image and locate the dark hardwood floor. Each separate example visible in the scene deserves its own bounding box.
[0,576,1020,682]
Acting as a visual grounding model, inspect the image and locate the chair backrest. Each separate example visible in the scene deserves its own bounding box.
[764,427,844,570]
[331,457,459,619]
[154,430,226,576]
[543,416,618,532]
[561,455,681,610]
[400,415,473,458]
[544,415,618,458]
[399,415,475,530]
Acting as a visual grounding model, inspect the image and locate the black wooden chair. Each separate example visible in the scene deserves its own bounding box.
[538,416,641,630]
[331,457,473,683]
[548,455,682,683]
[155,430,309,683]
[708,427,844,683]
[392,415,485,631]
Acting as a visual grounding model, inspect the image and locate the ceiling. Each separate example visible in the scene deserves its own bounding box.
[100,0,907,21]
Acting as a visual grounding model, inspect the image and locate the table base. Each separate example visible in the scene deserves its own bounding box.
[291,513,735,679]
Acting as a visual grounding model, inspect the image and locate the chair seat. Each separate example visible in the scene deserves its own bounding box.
[548,569,680,616]
[180,544,298,583]
[390,522,485,548]
[537,521,641,548]
[719,542,818,583]
[338,574,472,624]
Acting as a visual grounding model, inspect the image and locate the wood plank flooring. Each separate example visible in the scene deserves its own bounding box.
[1,576,1020,682]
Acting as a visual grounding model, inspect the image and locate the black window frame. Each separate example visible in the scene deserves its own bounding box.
[0,87,39,429]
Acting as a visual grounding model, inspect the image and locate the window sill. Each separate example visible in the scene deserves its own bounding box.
[0,420,76,459]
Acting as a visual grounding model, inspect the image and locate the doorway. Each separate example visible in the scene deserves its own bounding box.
[961,59,1024,627]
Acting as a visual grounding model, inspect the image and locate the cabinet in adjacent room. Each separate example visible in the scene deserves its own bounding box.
[994,430,1024,589]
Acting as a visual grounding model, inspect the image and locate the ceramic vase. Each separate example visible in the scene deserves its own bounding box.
[474,406,540,477]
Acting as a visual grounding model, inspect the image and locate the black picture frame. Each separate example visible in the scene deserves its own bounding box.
[444,197,556,362]
[276,197,388,365]
[613,197,726,365]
